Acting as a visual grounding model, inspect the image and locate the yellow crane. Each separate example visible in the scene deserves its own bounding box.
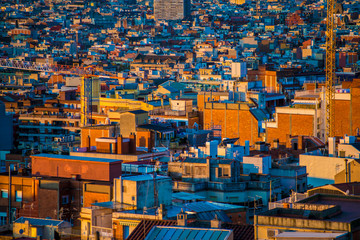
[325,0,336,139]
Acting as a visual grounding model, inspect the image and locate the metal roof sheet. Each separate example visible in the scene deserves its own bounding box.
[33,153,121,163]
[15,217,65,227]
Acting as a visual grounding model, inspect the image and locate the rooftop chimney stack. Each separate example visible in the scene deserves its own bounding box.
[328,137,336,157]
[245,140,250,156]
[210,215,222,229]
[177,209,188,226]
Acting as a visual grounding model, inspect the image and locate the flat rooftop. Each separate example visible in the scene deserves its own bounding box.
[120,174,170,182]
[33,153,122,163]
[300,194,360,223]
[275,232,347,239]
[263,194,360,223]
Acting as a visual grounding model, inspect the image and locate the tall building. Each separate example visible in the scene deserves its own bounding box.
[154,0,191,21]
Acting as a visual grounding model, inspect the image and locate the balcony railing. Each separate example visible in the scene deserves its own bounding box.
[91,226,113,239]
[173,181,207,192]
[268,193,308,210]
[149,109,187,117]
[208,182,247,191]
[19,114,81,119]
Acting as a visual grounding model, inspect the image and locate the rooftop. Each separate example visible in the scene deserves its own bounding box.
[299,194,360,223]
[145,226,233,240]
[14,217,67,227]
[274,232,347,239]
[120,174,170,182]
[33,153,122,163]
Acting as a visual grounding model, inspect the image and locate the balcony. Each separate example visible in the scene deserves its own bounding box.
[208,182,247,192]
[173,181,207,192]
[91,226,113,240]
[19,123,80,130]
[149,109,187,117]
[19,113,81,120]
[268,193,308,210]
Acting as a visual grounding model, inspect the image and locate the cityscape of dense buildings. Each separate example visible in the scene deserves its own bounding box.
[0,0,360,239]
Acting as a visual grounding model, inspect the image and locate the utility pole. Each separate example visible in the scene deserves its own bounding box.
[269,180,272,203]
[8,165,11,225]
[295,170,298,193]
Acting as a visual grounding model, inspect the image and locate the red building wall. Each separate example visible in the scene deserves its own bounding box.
[31,155,122,182]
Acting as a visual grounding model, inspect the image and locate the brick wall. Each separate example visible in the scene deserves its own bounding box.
[38,188,58,219]
[31,156,121,182]
[81,128,111,148]
[267,113,314,143]
[83,191,110,208]
[203,108,262,145]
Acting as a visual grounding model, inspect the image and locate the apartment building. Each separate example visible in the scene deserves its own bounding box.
[154,0,191,21]
[168,157,281,206]
[265,79,360,143]
[18,100,81,151]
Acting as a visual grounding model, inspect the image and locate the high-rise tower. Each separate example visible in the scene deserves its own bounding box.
[154,0,191,21]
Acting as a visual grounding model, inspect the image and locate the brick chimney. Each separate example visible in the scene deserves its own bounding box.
[117,135,123,154]
[298,135,304,150]
[148,131,155,153]
[286,134,292,149]
[211,215,222,228]
[158,204,166,220]
[177,209,188,226]
[129,133,137,154]
[272,139,279,149]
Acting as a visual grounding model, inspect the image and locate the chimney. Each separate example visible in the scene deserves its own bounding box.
[158,204,166,220]
[148,131,155,153]
[298,136,304,150]
[117,135,123,154]
[245,140,250,156]
[286,134,292,149]
[328,137,336,157]
[272,139,279,149]
[129,133,137,153]
[206,156,211,180]
[177,209,188,226]
[345,159,348,183]
[114,177,123,203]
[211,215,222,228]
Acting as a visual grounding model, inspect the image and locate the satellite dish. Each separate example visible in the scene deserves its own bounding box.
[345,189,350,195]
[19,229,24,234]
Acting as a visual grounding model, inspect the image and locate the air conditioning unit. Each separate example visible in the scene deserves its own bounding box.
[267,229,280,239]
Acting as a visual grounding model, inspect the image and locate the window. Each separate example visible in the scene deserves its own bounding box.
[0,212,6,226]
[185,166,191,175]
[217,167,222,177]
[1,190,8,199]
[15,191,22,202]
[124,226,130,239]
[62,195,69,204]
[223,168,230,177]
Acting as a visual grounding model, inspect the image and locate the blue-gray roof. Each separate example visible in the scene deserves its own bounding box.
[92,201,134,209]
[121,174,170,182]
[33,154,122,163]
[15,217,66,227]
[172,192,205,201]
[250,108,268,121]
[184,201,245,212]
[127,110,148,114]
[145,226,232,240]
[196,211,232,222]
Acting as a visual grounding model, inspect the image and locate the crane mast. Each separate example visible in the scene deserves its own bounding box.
[325,0,336,139]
